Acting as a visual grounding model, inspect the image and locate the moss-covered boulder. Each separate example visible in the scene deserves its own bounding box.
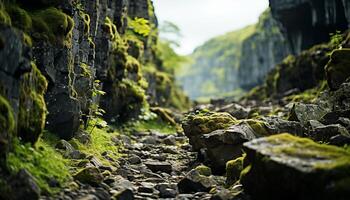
[225,156,244,186]
[194,165,212,177]
[182,111,237,150]
[101,78,146,121]
[0,95,15,158]
[18,63,48,144]
[325,49,350,90]
[201,121,256,173]
[241,133,350,200]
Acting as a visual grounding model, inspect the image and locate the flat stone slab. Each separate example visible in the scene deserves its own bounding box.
[144,161,172,174]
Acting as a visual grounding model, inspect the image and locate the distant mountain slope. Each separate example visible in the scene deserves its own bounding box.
[178,9,290,100]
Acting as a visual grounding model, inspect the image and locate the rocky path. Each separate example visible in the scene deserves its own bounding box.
[42,128,235,200]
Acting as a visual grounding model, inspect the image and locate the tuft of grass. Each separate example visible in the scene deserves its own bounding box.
[128,118,178,135]
[71,119,122,166]
[6,133,71,194]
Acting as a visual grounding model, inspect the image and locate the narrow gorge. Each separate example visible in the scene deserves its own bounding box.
[0,0,350,200]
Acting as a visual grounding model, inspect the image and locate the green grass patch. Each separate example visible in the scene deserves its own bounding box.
[6,133,71,194]
[130,118,178,135]
[70,119,122,167]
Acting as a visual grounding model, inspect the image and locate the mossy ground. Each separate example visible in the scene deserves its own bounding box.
[6,133,71,194]
[125,118,178,135]
[70,119,122,167]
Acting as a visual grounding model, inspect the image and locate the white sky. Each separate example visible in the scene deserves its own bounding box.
[153,0,269,55]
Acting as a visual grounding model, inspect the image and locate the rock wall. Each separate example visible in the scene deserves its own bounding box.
[269,0,350,54]
[179,9,290,100]
[0,0,187,153]
[237,10,290,90]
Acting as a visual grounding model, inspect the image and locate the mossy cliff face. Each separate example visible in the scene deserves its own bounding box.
[178,9,289,100]
[246,39,335,100]
[0,0,188,139]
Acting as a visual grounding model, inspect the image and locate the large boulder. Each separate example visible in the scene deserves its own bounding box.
[201,122,256,173]
[325,49,350,90]
[241,133,350,200]
[182,111,237,151]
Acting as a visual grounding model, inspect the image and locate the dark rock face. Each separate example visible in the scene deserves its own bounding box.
[241,133,350,200]
[238,10,291,90]
[269,0,350,54]
[0,0,167,140]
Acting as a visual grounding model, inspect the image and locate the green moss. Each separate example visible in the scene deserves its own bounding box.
[239,164,252,180]
[0,2,11,25]
[226,156,244,186]
[325,49,350,90]
[79,11,90,35]
[183,111,238,136]
[71,120,122,167]
[128,118,178,135]
[266,133,350,170]
[104,17,118,40]
[79,62,92,78]
[31,7,74,46]
[128,17,151,37]
[195,165,212,176]
[126,36,144,60]
[22,32,32,47]
[243,86,267,101]
[283,80,327,103]
[6,135,71,194]
[126,55,141,80]
[18,62,48,144]
[0,95,15,157]
[6,4,32,32]
[246,119,270,136]
[0,95,15,135]
[119,79,146,103]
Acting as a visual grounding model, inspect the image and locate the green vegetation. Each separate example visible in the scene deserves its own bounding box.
[6,136,71,194]
[70,120,122,167]
[325,48,350,90]
[0,95,15,136]
[195,165,212,176]
[18,62,48,144]
[177,23,256,100]
[182,111,237,136]
[128,17,151,37]
[264,133,350,170]
[128,118,178,135]
[226,156,244,186]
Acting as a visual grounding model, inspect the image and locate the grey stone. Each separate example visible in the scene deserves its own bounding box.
[144,161,172,174]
